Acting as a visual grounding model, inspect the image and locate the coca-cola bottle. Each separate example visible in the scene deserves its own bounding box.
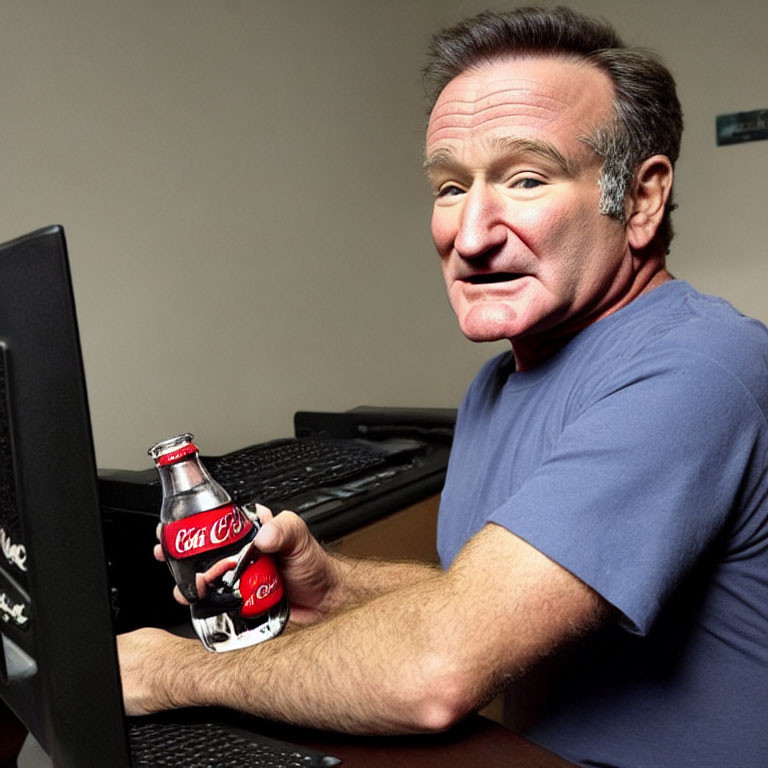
[148,433,289,652]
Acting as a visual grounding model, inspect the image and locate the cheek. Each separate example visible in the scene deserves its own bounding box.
[430,207,457,256]
[520,200,597,260]
[507,203,571,258]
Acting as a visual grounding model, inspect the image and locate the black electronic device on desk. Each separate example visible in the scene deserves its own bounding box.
[100,408,453,533]
[99,407,454,631]
[0,226,341,768]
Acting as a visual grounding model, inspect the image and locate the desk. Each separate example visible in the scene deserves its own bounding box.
[254,714,576,767]
[6,696,575,768]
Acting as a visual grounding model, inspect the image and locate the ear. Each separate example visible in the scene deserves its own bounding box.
[625,155,674,250]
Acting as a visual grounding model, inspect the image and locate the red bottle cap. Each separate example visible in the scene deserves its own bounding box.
[156,442,199,466]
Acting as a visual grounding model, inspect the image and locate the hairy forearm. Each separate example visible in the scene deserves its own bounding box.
[161,569,454,734]
[124,526,609,734]
[241,509,439,625]
[325,552,440,613]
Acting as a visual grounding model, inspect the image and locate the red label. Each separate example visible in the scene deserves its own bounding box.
[162,504,254,559]
[239,555,284,617]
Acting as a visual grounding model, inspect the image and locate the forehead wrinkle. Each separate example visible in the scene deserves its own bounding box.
[428,107,560,144]
[441,74,572,100]
[429,100,560,130]
[430,87,568,122]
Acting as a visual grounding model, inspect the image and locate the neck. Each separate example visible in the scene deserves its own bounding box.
[511,260,673,372]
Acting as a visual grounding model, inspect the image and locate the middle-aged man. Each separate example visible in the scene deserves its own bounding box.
[119,7,768,766]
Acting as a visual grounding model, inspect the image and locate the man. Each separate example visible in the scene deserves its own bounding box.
[119,7,768,766]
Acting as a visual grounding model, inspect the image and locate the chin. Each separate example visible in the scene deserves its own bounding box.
[455,305,524,344]
[457,319,517,344]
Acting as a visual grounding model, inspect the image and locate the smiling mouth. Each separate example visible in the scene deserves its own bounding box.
[464,272,525,285]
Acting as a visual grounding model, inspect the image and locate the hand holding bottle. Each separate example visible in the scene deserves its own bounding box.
[148,433,289,652]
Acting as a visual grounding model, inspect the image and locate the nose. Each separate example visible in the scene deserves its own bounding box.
[453,183,507,260]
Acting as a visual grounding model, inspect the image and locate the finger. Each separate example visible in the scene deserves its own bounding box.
[204,556,239,583]
[174,568,219,605]
[154,524,167,562]
[173,584,190,606]
[171,556,240,607]
[253,504,273,524]
[253,509,305,554]
[253,520,282,552]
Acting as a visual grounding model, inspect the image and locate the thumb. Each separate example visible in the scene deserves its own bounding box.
[253,510,311,557]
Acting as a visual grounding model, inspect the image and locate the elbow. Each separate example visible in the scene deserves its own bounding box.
[412,697,468,734]
[400,656,479,733]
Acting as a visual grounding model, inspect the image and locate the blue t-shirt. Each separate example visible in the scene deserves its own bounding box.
[438,281,768,767]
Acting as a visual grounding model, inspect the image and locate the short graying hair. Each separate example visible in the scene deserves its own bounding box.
[423,7,683,253]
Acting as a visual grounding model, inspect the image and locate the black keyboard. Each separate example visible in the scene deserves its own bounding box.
[203,438,397,505]
[128,720,341,767]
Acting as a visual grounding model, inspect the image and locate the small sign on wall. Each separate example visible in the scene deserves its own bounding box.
[716,109,768,146]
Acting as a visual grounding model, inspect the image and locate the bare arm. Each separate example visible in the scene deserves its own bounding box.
[160,506,439,624]
[251,506,441,622]
[120,521,611,734]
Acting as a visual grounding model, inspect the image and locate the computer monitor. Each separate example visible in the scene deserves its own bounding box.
[0,225,132,765]
[0,226,341,768]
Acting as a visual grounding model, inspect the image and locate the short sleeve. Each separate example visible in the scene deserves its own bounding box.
[488,347,765,634]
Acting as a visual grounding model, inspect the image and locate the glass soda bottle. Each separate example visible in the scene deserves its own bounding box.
[148,433,289,652]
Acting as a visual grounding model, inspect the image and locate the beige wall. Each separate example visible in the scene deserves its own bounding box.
[0,0,765,469]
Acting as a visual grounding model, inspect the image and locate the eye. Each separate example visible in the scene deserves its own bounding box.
[436,184,465,198]
[511,176,544,189]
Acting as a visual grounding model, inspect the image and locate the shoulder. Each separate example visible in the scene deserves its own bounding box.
[586,281,768,405]
[659,287,767,367]
[631,283,768,408]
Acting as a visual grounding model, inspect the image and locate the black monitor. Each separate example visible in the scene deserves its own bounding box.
[0,226,132,764]
[0,226,341,768]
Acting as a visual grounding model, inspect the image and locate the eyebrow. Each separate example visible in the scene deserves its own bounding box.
[423,137,577,178]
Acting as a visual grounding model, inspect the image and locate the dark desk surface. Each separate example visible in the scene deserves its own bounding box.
[257,714,576,768]
[1,703,576,767]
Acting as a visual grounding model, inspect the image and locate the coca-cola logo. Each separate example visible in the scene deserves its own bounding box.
[210,509,246,545]
[255,578,279,601]
[164,505,253,559]
[172,509,245,554]
[0,527,27,572]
